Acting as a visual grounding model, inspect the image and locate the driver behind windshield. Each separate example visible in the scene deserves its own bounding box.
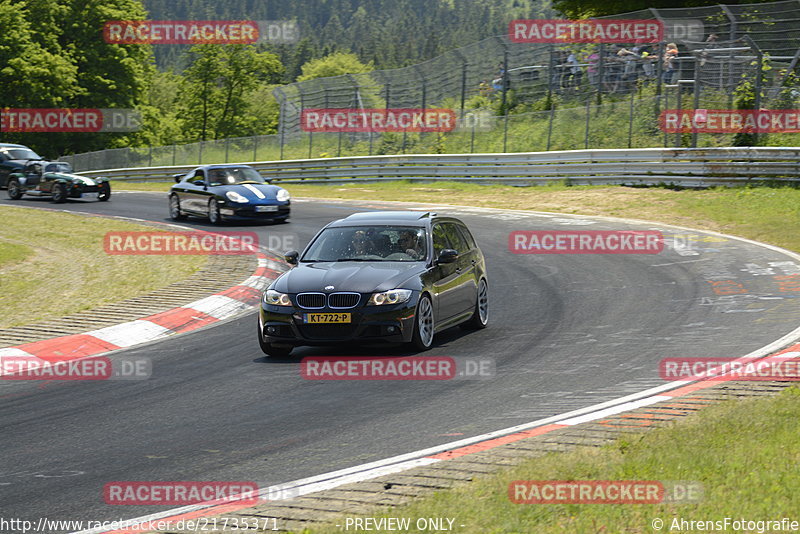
[350,230,376,256]
[209,170,235,184]
[398,230,423,259]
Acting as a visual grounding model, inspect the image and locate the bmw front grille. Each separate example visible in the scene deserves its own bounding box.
[296,292,361,309]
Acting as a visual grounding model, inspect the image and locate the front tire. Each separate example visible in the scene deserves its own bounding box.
[208,198,222,225]
[257,316,293,358]
[98,182,111,201]
[169,194,186,220]
[461,278,488,330]
[52,183,67,203]
[410,294,435,351]
[7,179,22,200]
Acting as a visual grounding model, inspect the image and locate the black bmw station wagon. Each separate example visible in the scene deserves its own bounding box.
[257,211,488,358]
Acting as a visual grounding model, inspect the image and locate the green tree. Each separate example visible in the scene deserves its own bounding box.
[0,0,154,156]
[178,44,284,141]
[296,52,374,82]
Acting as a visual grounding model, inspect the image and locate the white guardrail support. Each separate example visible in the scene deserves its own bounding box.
[76,147,800,188]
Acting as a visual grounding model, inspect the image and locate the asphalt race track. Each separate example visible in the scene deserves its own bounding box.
[3,191,800,529]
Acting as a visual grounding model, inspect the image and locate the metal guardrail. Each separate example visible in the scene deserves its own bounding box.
[78,147,800,188]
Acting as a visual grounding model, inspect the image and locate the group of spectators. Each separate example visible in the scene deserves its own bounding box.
[555,43,681,93]
[480,41,708,98]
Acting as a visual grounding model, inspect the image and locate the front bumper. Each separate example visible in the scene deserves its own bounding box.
[69,183,104,198]
[259,294,418,346]
[219,201,290,221]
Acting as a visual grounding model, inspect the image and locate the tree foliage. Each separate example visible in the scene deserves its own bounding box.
[0,0,153,156]
[297,52,373,82]
[178,44,284,141]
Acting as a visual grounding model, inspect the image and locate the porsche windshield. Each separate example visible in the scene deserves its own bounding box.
[302,226,428,262]
[207,167,266,185]
[4,148,41,160]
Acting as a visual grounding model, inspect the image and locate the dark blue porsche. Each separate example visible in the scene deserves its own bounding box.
[169,164,291,224]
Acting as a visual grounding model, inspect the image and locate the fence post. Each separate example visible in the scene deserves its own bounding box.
[503,112,509,153]
[628,86,635,148]
[172,144,176,166]
[199,141,203,164]
[584,95,591,149]
[546,43,556,151]
[692,65,701,148]
[597,43,605,106]
[721,4,738,40]
[337,131,342,157]
[663,85,669,147]
[279,98,285,160]
[495,36,510,114]
[148,144,153,167]
[225,138,230,163]
[253,135,258,161]
[470,116,476,153]
[308,131,313,159]
[675,83,683,147]
[460,58,468,116]
[744,35,764,146]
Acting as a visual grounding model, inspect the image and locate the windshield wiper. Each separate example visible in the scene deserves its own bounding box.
[238,181,262,184]
[335,258,374,262]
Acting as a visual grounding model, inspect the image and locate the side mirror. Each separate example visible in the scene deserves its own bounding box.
[436,249,459,264]
[192,180,205,186]
[173,173,184,183]
[284,250,299,265]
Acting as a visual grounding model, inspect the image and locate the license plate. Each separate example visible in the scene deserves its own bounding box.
[256,205,279,212]
[305,313,351,324]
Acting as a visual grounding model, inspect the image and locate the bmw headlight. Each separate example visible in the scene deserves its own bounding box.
[367,289,412,306]
[276,188,290,202]
[263,289,292,306]
[226,191,248,203]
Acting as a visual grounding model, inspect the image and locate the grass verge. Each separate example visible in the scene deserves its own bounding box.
[116,180,800,253]
[0,205,206,329]
[309,386,800,533]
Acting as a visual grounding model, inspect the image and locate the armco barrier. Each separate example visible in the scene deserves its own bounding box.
[77,147,800,188]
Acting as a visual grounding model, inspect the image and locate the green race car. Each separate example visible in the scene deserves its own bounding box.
[6,161,110,203]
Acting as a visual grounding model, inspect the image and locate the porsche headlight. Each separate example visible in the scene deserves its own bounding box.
[367,289,412,306]
[226,191,248,203]
[263,289,292,306]
[276,188,290,202]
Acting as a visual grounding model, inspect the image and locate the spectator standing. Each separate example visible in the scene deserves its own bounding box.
[586,48,600,88]
[662,43,679,84]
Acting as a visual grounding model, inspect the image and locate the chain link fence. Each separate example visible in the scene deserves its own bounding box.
[63,1,800,172]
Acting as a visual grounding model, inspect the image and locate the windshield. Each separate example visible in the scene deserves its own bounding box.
[4,148,41,160]
[45,162,72,173]
[207,167,266,185]
[302,226,428,262]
